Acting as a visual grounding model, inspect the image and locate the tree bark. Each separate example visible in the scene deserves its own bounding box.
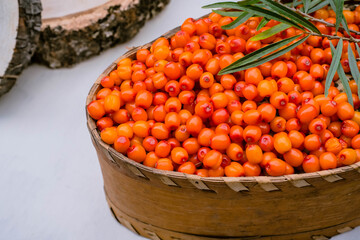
[33,0,170,68]
[0,0,42,97]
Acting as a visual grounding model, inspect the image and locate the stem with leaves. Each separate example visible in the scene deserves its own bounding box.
[203,0,360,106]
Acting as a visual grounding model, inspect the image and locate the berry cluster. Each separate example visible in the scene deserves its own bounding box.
[87,8,360,177]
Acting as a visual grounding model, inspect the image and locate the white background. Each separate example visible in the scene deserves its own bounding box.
[0,0,359,239]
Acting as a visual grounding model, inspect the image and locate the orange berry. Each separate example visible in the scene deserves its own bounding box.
[338,148,357,165]
[224,162,245,177]
[319,152,337,170]
[226,143,244,161]
[178,162,196,174]
[155,158,174,171]
[171,147,189,164]
[266,158,287,176]
[302,155,320,173]
[274,132,292,154]
[203,150,223,169]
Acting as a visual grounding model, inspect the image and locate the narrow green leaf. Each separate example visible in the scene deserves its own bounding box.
[207,3,305,31]
[325,39,343,97]
[308,0,330,13]
[341,15,352,38]
[256,18,269,31]
[347,43,360,99]
[219,35,309,74]
[262,0,320,34]
[222,12,254,30]
[219,35,301,73]
[303,0,310,13]
[355,43,360,57]
[329,0,343,33]
[250,23,291,41]
[338,65,354,107]
[212,10,243,17]
[309,0,323,9]
[203,2,244,9]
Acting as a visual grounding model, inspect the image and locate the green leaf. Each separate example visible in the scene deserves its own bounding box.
[221,12,254,30]
[206,3,305,31]
[303,0,310,13]
[250,23,291,41]
[341,14,352,38]
[337,64,354,107]
[219,35,301,73]
[262,0,320,33]
[348,43,360,99]
[329,0,344,33]
[355,43,360,57]
[212,10,243,17]
[256,18,269,31]
[219,35,309,74]
[325,39,343,97]
[308,0,330,13]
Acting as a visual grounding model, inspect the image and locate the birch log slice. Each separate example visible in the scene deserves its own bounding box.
[0,0,42,97]
[34,0,170,68]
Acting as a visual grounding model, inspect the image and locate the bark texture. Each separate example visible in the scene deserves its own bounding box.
[0,0,42,97]
[34,0,170,68]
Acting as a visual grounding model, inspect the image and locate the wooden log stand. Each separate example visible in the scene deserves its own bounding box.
[33,0,170,68]
[0,0,42,97]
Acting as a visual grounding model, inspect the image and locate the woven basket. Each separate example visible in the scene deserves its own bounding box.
[86,18,360,240]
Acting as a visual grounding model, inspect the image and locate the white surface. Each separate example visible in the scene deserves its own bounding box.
[0,0,360,239]
[0,0,18,75]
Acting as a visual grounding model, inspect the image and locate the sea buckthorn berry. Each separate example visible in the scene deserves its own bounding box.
[352,135,360,149]
[155,140,171,158]
[274,132,292,154]
[171,147,189,165]
[243,125,262,143]
[104,95,121,113]
[319,152,337,170]
[182,138,200,155]
[321,100,337,117]
[153,92,167,105]
[199,33,217,50]
[271,61,288,80]
[337,102,355,120]
[242,84,258,100]
[286,118,301,131]
[245,40,261,53]
[192,49,212,66]
[270,116,286,133]
[178,162,196,174]
[304,134,321,152]
[211,93,229,109]
[297,104,318,123]
[308,118,326,134]
[278,103,297,120]
[302,155,320,173]
[226,143,244,161]
[198,128,215,147]
[165,112,181,130]
[266,158,287,176]
[225,162,245,177]
[164,62,182,80]
[132,107,147,121]
[142,136,158,152]
[155,158,174,171]
[165,80,180,97]
[245,67,263,85]
[296,56,312,71]
[243,162,261,176]
[258,134,274,152]
[133,121,150,138]
[209,83,224,96]
[220,74,237,90]
[135,90,153,109]
[151,123,169,140]
[211,133,231,151]
[229,125,243,143]
[257,80,276,97]
[243,109,261,125]
[338,148,357,165]
[143,152,159,168]
[96,117,113,131]
[257,103,276,123]
[203,150,223,169]
[341,120,360,138]
[198,147,211,162]
[199,72,214,89]
[277,77,294,93]
[195,101,214,119]
[186,64,203,80]
[284,148,304,167]
[100,127,117,145]
[288,130,304,149]
[174,125,190,142]
[101,76,114,88]
[114,136,130,154]
[152,72,168,89]
[299,73,315,91]
[153,105,166,122]
[270,91,288,109]
[186,115,203,136]
[96,88,112,100]
[324,137,342,154]
[165,97,182,113]
[212,108,230,125]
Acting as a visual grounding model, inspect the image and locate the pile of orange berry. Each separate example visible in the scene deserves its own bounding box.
[87,6,360,177]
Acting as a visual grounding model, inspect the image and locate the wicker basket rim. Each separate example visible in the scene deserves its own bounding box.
[86,13,360,184]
